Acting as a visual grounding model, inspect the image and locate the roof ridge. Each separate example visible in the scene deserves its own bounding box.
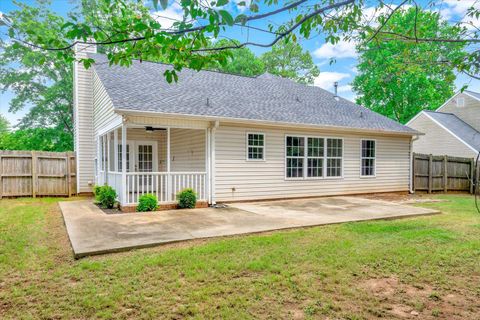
[89,52,261,79]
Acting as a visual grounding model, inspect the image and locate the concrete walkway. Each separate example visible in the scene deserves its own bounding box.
[59,197,439,258]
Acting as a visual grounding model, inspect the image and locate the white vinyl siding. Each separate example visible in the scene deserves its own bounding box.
[73,44,96,193]
[170,128,206,172]
[409,113,477,158]
[214,124,411,202]
[92,70,122,136]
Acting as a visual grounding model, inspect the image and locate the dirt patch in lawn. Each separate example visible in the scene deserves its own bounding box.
[360,276,480,319]
[355,192,449,204]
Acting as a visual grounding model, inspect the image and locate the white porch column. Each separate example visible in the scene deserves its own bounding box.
[210,121,219,205]
[167,127,171,201]
[205,128,211,204]
[106,132,111,184]
[114,129,118,172]
[121,124,127,205]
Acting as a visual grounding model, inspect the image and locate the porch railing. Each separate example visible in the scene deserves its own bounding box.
[124,172,207,205]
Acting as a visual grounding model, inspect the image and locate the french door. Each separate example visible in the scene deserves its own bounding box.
[135,142,158,188]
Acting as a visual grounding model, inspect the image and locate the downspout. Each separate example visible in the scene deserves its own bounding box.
[409,135,420,194]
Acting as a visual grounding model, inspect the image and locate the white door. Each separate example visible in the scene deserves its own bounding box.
[135,142,158,189]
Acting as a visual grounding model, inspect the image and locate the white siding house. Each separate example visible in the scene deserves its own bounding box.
[407,92,480,158]
[73,43,419,209]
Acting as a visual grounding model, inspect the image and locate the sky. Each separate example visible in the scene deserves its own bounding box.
[0,0,479,126]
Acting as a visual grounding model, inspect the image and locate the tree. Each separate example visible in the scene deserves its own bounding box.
[260,40,319,84]
[0,114,10,134]
[0,1,73,149]
[0,128,73,152]
[2,0,477,82]
[352,8,467,124]
[207,40,264,76]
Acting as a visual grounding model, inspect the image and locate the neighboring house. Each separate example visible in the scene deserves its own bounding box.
[73,43,418,210]
[407,91,480,158]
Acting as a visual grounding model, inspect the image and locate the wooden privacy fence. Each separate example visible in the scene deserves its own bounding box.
[0,150,76,198]
[412,153,478,194]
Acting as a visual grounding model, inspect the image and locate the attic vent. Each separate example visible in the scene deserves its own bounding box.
[456,97,465,108]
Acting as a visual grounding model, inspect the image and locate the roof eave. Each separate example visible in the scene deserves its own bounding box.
[115,108,421,137]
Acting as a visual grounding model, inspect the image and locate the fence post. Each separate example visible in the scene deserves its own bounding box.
[412,153,416,192]
[428,154,433,194]
[31,151,37,198]
[443,155,448,193]
[66,152,72,197]
[470,158,475,194]
[0,154,2,199]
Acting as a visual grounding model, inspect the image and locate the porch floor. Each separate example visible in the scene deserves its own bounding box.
[60,197,438,258]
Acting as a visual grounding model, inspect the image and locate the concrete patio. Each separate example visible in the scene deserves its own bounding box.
[59,196,439,258]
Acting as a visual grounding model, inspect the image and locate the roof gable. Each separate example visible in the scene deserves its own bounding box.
[90,53,415,135]
[423,111,480,152]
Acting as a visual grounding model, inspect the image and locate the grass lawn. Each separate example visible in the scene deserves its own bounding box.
[0,195,479,319]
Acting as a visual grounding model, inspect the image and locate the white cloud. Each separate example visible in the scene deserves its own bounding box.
[337,84,352,93]
[233,0,251,12]
[314,71,351,91]
[440,0,478,20]
[313,40,357,60]
[151,3,184,29]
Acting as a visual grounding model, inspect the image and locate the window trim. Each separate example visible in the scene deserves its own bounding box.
[360,139,376,178]
[246,132,266,161]
[284,134,344,180]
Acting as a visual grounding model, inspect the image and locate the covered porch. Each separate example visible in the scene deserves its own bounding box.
[96,122,213,208]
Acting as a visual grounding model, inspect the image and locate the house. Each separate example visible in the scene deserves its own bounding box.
[407,91,480,158]
[73,43,419,210]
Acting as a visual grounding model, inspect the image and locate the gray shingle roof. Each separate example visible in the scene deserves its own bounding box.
[465,90,480,100]
[90,53,416,134]
[424,110,480,151]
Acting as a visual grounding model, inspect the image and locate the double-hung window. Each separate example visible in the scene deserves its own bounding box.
[326,138,343,177]
[247,133,265,160]
[286,136,342,179]
[286,136,304,178]
[361,139,376,176]
[307,137,324,177]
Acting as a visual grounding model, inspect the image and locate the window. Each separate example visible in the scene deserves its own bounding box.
[307,137,324,177]
[285,136,342,179]
[247,133,265,160]
[326,138,343,177]
[361,140,376,176]
[456,97,465,108]
[286,136,304,177]
[117,144,130,172]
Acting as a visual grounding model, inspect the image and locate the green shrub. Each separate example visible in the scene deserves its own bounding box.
[95,185,117,209]
[177,188,197,209]
[93,185,102,197]
[137,194,159,212]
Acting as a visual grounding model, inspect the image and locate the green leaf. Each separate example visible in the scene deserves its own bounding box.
[235,14,247,24]
[216,0,229,7]
[160,0,169,10]
[219,10,234,26]
[134,22,149,32]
